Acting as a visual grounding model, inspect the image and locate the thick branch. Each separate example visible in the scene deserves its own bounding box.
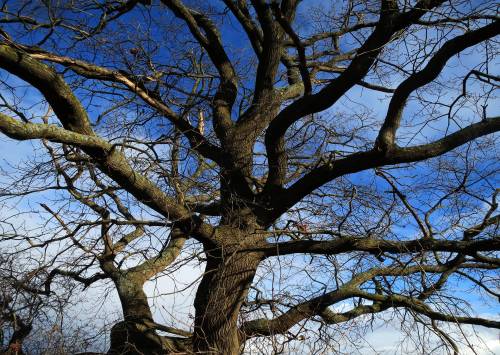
[376,20,500,151]
[263,1,436,191]
[357,291,500,329]
[0,49,216,240]
[161,0,237,138]
[0,43,221,163]
[0,113,110,149]
[242,261,498,337]
[261,236,500,258]
[126,227,187,281]
[0,44,93,134]
[267,117,500,221]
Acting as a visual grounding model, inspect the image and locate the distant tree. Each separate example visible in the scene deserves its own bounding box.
[0,255,94,355]
[0,1,498,354]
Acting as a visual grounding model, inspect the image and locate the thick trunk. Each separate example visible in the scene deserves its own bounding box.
[192,251,261,354]
[108,276,165,355]
[5,320,31,355]
[115,276,154,322]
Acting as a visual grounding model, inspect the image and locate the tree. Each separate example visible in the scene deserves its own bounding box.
[0,254,95,355]
[0,0,499,354]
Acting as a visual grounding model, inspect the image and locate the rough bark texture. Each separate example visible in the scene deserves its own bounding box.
[109,277,164,355]
[192,250,262,354]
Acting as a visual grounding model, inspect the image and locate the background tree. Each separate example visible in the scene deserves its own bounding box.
[0,0,499,354]
[0,254,97,354]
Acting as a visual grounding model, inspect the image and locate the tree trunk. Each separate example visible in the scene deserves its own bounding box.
[4,319,31,355]
[108,275,165,355]
[192,251,261,354]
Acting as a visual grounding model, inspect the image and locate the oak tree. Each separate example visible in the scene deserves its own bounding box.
[0,0,499,354]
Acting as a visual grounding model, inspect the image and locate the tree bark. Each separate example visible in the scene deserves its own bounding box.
[4,319,31,355]
[192,251,261,354]
[108,275,165,355]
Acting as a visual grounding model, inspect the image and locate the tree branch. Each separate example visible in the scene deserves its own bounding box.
[0,43,222,163]
[268,117,500,221]
[261,235,500,258]
[376,20,500,151]
[0,49,216,241]
[263,1,439,191]
[161,0,237,139]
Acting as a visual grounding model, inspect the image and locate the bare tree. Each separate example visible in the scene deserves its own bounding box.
[0,254,99,355]
[0,0,499,354]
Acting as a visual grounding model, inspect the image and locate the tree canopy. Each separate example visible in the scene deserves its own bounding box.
[0,1,499,354]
